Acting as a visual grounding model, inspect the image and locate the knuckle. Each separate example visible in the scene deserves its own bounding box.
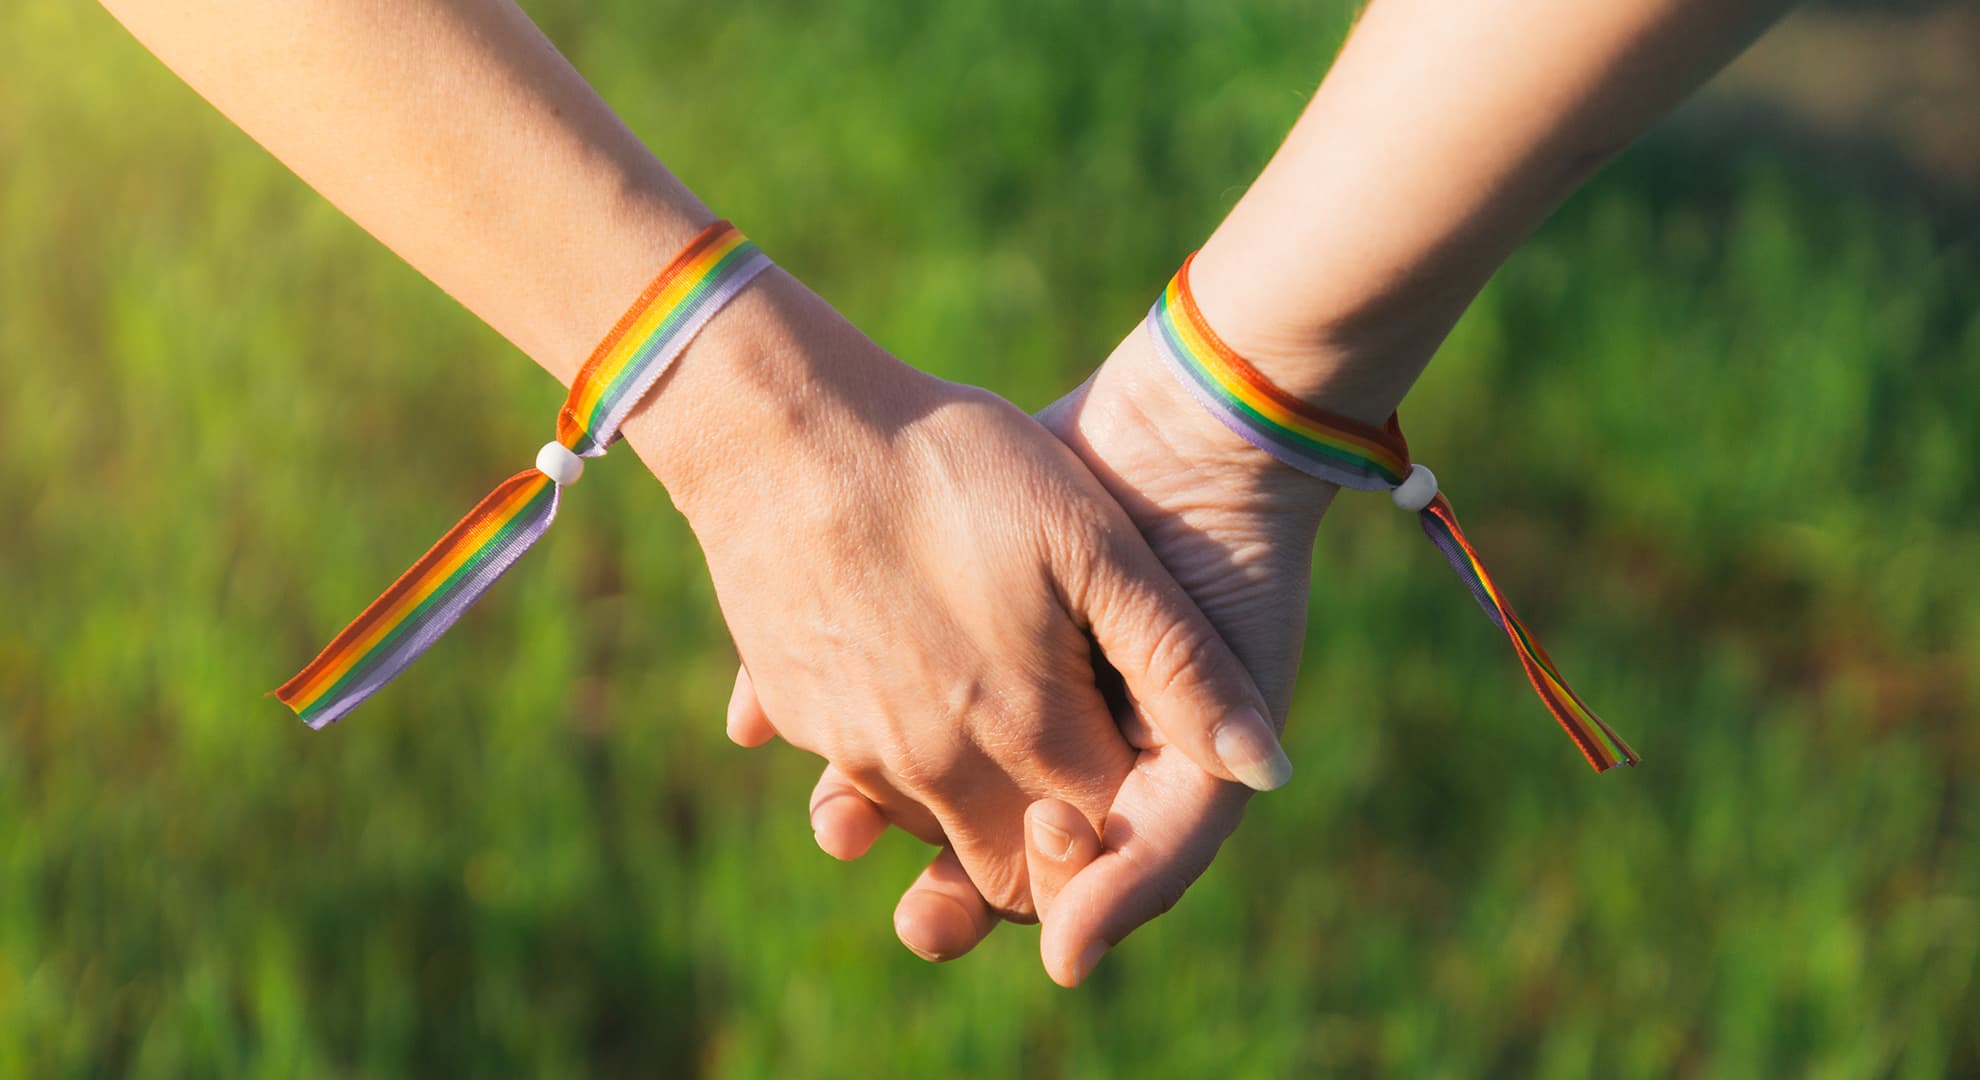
[1150,882,1188,919]
[968,858,1034,922]
[877,734,967,795]
[1138,614,1218,707]
[1049,508,1120,606]
[1032,753,1132,818]
[1115,845,1202,922]
[878,702,998,798]
[935,677,989,736]
[1141,862,1196,920]
[831,754,892,796]
[876,740,936,790]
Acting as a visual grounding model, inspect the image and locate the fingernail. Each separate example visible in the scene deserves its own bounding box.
[1213,708,1293,791]
[1031,818,1074,861]
[1074,942,1109,984]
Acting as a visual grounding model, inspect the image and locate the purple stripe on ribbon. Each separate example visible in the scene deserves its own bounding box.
[303,487,561,729]
[1418,509,1508,633]
[587,249,772,451]
[1146,304,1393,493]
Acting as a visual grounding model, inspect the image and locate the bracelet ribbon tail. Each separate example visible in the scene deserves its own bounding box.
[273,470,561,729]
[1147,251,1635,771]
[1415,492,1639,772]
[270,218,770,729]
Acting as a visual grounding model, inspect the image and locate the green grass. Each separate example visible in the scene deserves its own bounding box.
[2,1,1977,1075]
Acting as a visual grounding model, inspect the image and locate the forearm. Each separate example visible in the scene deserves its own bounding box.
[1189,0,1791,421]
[99,0,714,385]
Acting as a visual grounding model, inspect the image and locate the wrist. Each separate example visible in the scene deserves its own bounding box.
[614,267,942,526]
[1184,228,1462,427]
[1075,326,1337,540]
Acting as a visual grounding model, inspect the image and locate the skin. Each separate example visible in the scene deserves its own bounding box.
[775,328,1329,975]
[792,0,1792,983]
[97,0,1294,931]
[640,274,1292,923]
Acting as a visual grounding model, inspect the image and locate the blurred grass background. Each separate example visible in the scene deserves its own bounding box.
[3,1,1977,1075]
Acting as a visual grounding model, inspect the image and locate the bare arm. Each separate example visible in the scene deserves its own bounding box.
[1191,0,1792,420]
[99,0,711,383]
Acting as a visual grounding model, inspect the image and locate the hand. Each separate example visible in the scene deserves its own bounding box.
[623,269,1290,931]
[804,316,1341,980]
[1023,322,1339,985]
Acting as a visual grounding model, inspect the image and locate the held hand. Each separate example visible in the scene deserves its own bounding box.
[629,270,1287,924]
[1024,321,1336,983]
[801,322,1336,975]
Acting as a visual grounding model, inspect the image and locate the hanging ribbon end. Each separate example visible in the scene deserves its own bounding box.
[1588,723,1641,773]
[273,469,560,730]
[270,676,350,730]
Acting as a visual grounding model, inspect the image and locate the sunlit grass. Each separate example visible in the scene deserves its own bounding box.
[1,2,1975,1075]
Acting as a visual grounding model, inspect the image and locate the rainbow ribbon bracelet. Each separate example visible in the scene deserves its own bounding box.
[1149,253,1638,772]
[276,220,770,728]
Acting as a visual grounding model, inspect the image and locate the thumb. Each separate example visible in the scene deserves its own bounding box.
[1074,538,1290,792]
[1024,798,1101,925]
[1039,746,1247,987]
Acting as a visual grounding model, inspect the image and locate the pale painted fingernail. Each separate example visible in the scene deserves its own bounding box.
[1213,708,1293,791]
[1031,818,1074,861]
[1075,942,1109,984]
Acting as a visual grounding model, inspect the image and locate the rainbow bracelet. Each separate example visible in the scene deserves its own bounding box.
[1148,252,1638,772]
[276,220,771,728]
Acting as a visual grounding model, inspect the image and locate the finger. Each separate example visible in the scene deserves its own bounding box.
[1074,540,1289,792]
[725,665,778,747]
[893,847,1000,963]
[808,763,889,861]
[927,794,1041,924]
[1085,639,1161,749]
[922,723,1126,924]
[1118,707,1161,751]
[834,764,952,848]
[1037,746,1249,987]
[1024,798,1101,922]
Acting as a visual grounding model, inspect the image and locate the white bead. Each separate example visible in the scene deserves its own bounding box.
[1390,463,1438,512]
[535,441,584,486]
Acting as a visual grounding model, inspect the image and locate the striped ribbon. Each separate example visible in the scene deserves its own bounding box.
[1148,252,1637,772]
[276,220,771,728]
